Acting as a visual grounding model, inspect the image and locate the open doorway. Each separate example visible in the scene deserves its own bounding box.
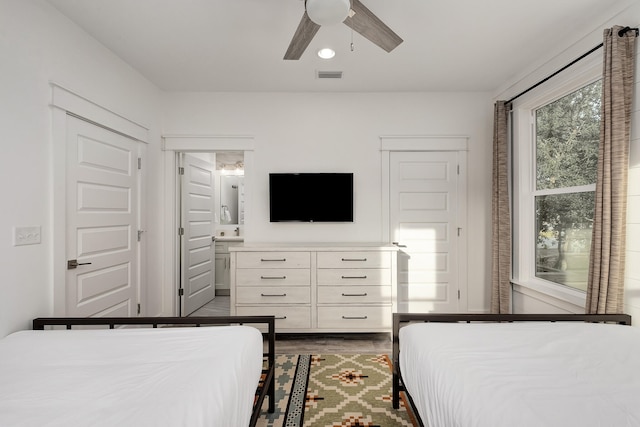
[161,135,254,317]
[177,151,244,316]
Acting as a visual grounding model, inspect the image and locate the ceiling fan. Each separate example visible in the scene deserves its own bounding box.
[284,0,403,60]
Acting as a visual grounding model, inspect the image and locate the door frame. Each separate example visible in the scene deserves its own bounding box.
[380,135,469,311]
[162,136,255,316]
[51,83,149,316]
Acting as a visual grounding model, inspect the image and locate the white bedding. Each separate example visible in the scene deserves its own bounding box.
[0,325,263,427]
[399,322,640,427]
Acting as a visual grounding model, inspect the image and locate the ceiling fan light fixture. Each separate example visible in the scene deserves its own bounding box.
[317,48,336,59]
[305,0,350,26]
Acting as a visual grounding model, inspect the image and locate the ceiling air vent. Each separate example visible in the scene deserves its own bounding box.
[317,70,343,79]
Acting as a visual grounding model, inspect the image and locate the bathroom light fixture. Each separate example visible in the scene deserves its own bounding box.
[305,0,350,26]
[219,161,244,175]
[317,48,336,59]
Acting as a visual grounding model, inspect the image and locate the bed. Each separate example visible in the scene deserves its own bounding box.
[0,316,275,427]
[392,313,639,427]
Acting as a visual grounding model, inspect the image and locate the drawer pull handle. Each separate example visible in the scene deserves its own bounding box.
[342,293,368,297]
[341,275,368,279]
[275,316,288,320]
[342,315,368,320]
[261,293,287,297]
[342,258,367,262]
[261,258,286,262]
[261,276,286,280]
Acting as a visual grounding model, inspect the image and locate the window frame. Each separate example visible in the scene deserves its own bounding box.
[511,54,602,307]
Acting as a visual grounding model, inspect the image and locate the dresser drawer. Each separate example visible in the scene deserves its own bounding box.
[317,285,391,304]
[236,251,311,268]
[317,306,392,329]
[236,306,311,329]
[236,286,310,304]
[317,269,391,286]
[236,269,310,286]
[317,251,390,269]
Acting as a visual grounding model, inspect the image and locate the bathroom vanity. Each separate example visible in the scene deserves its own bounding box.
[214,236,244,295]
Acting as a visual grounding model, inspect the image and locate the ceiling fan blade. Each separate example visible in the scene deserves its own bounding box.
[284,12,321,60]
[343,0,403,53]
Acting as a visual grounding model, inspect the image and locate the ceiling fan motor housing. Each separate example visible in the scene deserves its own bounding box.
[305,0,351,26]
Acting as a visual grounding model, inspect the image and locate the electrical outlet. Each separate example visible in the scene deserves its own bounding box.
[13,226,41,246]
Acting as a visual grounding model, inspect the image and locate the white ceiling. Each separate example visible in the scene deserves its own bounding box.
[47,0,624,93]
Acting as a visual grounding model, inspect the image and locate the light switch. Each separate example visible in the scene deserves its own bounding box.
[13,226,41,246]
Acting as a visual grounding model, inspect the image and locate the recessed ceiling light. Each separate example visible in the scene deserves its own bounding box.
[317,48,336,59]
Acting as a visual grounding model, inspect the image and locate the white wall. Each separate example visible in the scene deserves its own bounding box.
[0,0,162,337]
[0,1,504,332]
[495,0,640,314]
[162,91,494,312]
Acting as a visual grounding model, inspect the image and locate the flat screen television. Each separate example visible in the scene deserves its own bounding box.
[269,173,353,222]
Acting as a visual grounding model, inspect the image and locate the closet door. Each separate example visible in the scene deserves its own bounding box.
[65,116,139,317]
[390,151,462,313]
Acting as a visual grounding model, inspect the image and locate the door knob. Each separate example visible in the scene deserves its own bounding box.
[67,259,92,269]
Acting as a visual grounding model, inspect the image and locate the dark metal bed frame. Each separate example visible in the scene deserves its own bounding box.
[32,316,276,427]
[391,312,632,427]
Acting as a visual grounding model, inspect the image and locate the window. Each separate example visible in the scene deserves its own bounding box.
[533,80,601,291]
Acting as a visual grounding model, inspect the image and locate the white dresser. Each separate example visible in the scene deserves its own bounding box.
[230,243,398,332]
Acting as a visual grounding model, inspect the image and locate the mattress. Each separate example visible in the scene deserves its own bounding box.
[0,325,263,427]
[399,321,640,427]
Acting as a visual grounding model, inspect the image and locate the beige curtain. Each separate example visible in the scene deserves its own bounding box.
[491,100,511,314]
[586,26,637,314]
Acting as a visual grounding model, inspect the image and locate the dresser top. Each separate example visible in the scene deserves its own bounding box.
[229,242,399,252]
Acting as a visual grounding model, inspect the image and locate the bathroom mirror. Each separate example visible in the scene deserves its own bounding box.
[220,175,244,224]
[217,152,244,225]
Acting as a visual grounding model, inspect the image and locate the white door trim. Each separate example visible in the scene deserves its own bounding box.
[51,83,148,316]
[380,135,469,311]
[162,135,255,316]
[380,135,469,152]
[163,135,254,151]
[51,83,150,143]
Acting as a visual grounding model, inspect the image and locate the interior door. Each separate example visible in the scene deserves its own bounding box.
[180,153,216,315]
[65,116,139,317]
[390,151,461,313]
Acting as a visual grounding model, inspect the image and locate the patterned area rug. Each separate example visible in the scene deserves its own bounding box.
[257,354,418,427]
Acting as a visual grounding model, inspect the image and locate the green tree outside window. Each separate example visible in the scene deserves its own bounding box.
[534,80,600,290]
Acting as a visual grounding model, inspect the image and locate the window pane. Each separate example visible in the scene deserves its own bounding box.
[535,192,594,290]
[536,80,601,190]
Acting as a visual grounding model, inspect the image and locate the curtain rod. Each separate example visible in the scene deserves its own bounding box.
[506,26,638,105]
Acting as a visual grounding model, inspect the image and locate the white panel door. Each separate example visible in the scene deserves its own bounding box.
[66,116,139,317]
[181,154,216,315]
[390,151,461,313]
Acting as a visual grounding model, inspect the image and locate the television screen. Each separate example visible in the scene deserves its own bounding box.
[269,173,353,222]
